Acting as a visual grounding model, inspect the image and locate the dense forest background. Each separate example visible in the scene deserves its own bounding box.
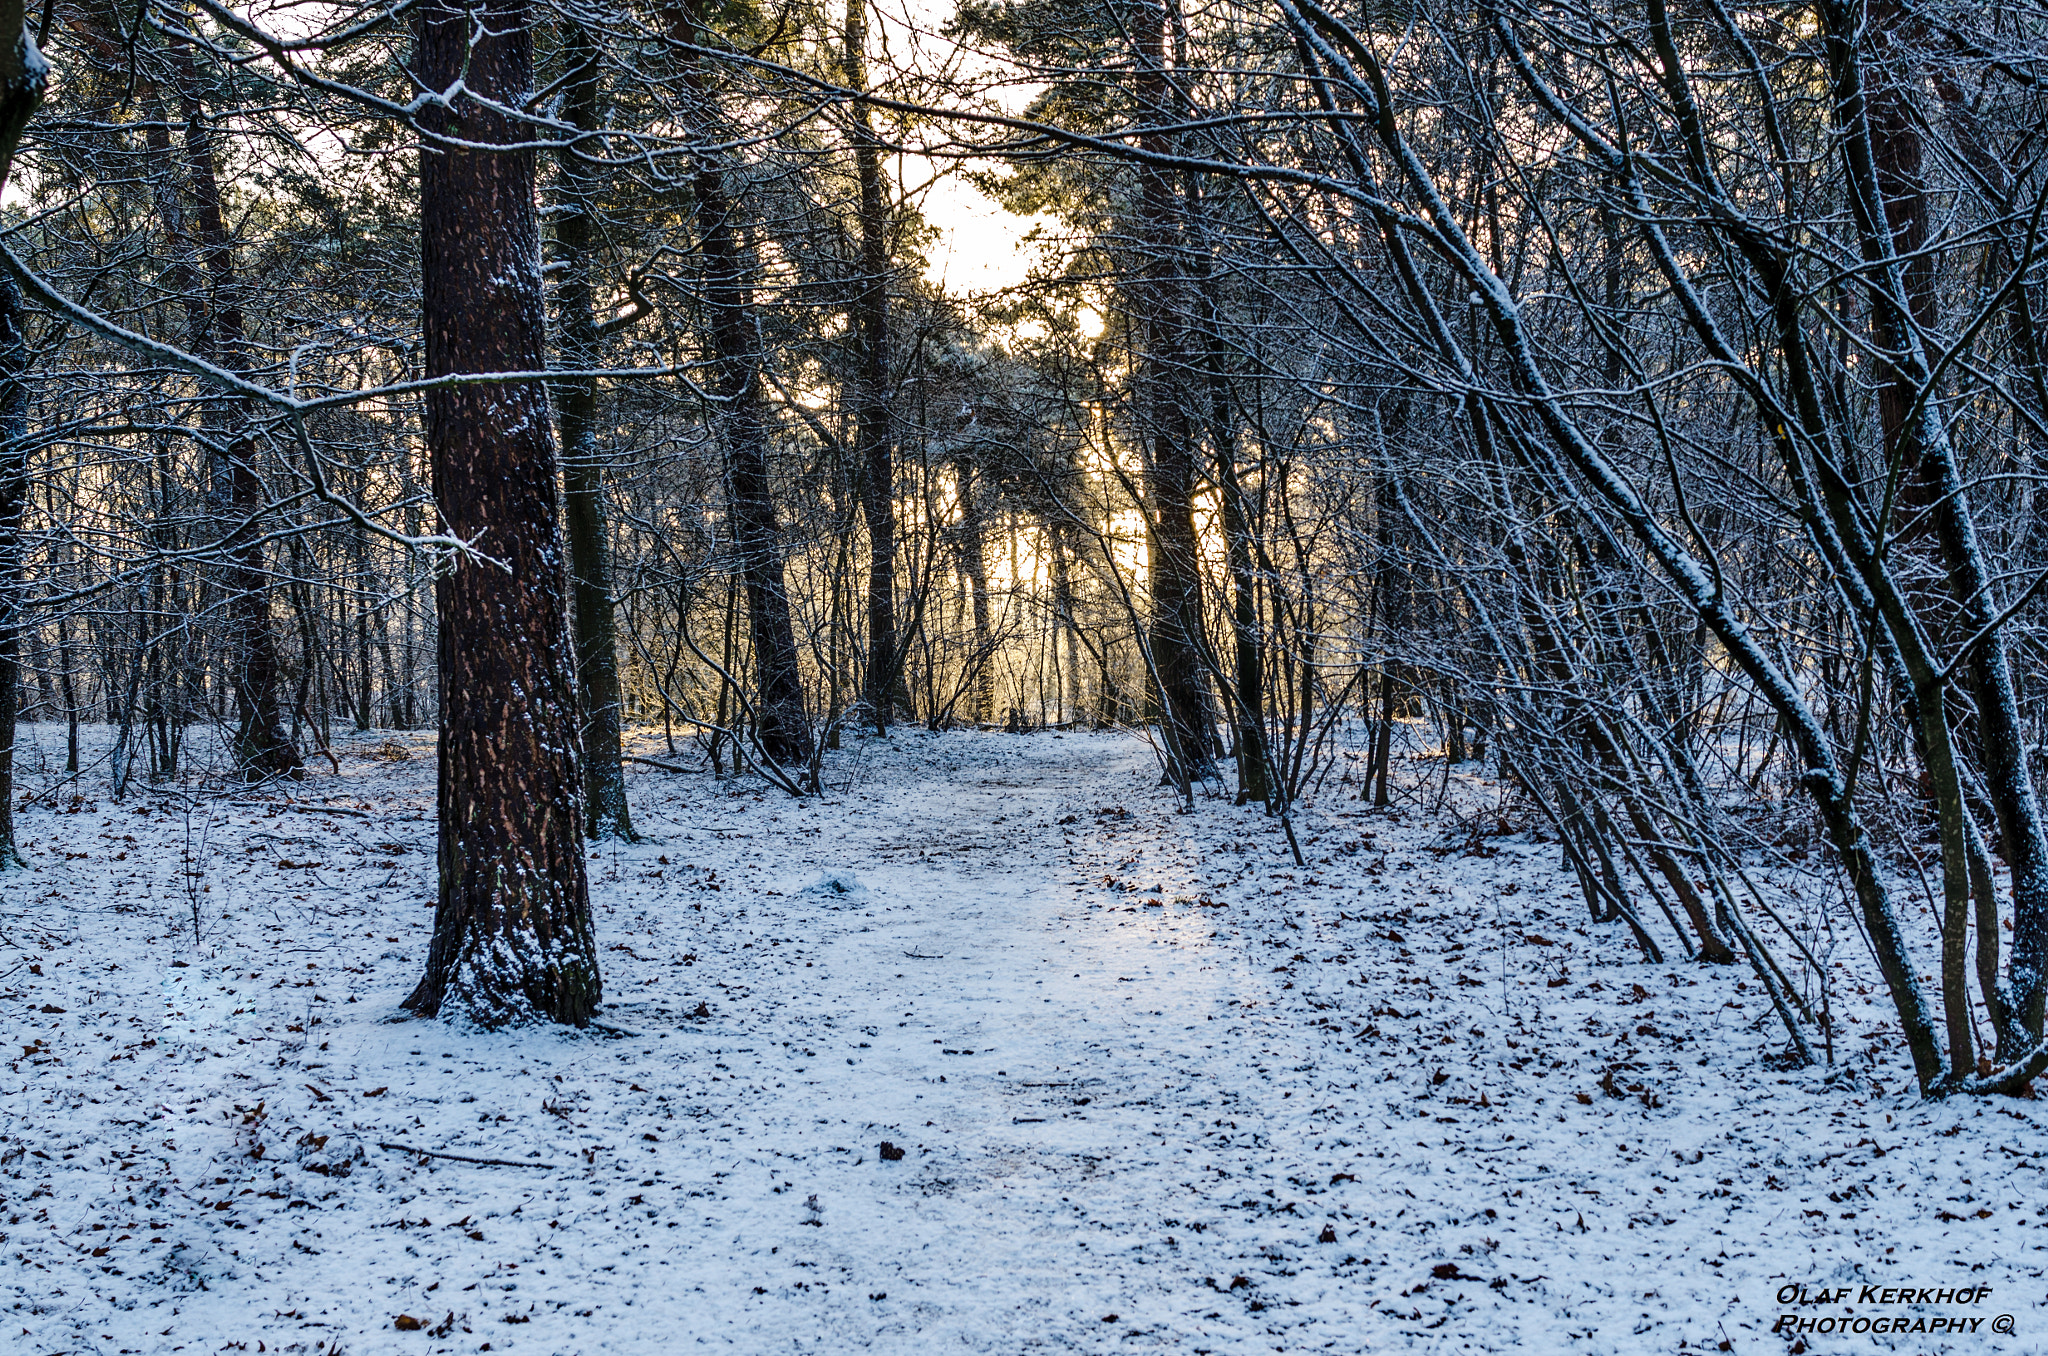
[0,0,2046,1096]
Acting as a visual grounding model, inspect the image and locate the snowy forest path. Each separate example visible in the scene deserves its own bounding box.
[597,729,1348,1348]
[9,726,2043,1354]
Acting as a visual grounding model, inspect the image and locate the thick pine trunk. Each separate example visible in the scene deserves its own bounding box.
[403,0,599,1028]
[0,0,41,193]
[1134,0,1211,780]
[845,0,898,735]
[556,21,635,841]
[1140,366,1211,779]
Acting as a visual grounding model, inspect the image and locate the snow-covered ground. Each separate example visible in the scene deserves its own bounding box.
[1,723,2041,1354]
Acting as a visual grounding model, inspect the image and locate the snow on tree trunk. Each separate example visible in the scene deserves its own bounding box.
[403,0,599,1028]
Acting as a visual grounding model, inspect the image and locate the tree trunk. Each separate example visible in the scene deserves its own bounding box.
[403,0,599,1028]
[844,0,898,735]
[954,459,995,724]
[1189,207,1268,805]
[0,272,27,867]
[351,524,373,730]
[1369,467,1403,806]
[677,0,811,767]
[1134,0,1211,780]
[0,0,42,193]
[55,596,76,772]
[163,37,301,781]
[556,19,635,840]
[1050,530,1086,723]
[1828,0,2048,1043]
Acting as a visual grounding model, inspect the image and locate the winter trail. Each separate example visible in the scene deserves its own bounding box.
[2,725,2043,1354]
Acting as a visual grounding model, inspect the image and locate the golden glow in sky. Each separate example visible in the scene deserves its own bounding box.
[877,0,1054,295]
[919,176,1053,294]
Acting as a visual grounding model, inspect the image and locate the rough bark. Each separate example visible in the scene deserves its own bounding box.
[0,0,42,193]
[1134,0,1212,780]
[844,0,898,735]
[402,0,599,1028]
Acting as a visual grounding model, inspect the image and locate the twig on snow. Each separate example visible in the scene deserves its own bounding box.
[377,1142,560,1169]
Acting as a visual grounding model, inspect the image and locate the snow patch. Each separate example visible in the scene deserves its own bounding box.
[802,868,871,905]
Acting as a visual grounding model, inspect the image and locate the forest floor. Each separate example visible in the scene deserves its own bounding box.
[1,723,2042,1354]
